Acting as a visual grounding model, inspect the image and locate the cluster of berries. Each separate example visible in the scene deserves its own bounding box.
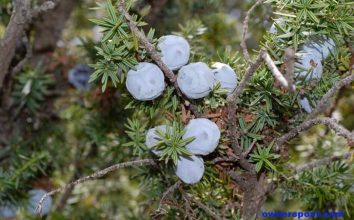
[125,35,238,101]
[146,118,221,184]
[124,35,240,184]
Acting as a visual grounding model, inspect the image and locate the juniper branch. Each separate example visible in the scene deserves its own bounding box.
[117,0,176,83]
[275,117,354,151]
[156,180,182,212]
[226,49,264,159]
[307,73,354,119]
[240,0,264,63]
[262,51,294,91]
[180,189,222,220]
[35,159,156,215]
[295,151,353,173]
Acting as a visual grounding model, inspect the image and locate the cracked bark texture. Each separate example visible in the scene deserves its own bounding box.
[0,0,31,90]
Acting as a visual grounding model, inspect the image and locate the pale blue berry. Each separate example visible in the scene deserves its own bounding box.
[183,118,220,155]
[300,97,312,113]
[158,35,190,70]
[175,155,204,184]
[0,203,17,219]
[145,125,170,155]
[212,62,237,94]
[126,62,165,101]
[177,62,215,99]
[295,53,323,81]
[68,64,92,91]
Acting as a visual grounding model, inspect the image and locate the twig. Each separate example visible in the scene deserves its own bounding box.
[242,139,257,157]
[226,50,264,158]
[295,151,353,173]
[240,0,264,63]
[212,156,239,164]
[227,49,265,102]
[307,73,354,119]
[36,159,156,215]
[182,192,197,220]
[117,0,175,83]
[275,117,354,151]
[180,189,222,220]
[262,51,295,91]
[228,171,248,191]
[0,0,58,90]
[156,180,182,212]
[11,41,33,76]
[282,48,295,92]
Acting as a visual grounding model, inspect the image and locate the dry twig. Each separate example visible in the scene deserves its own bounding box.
[275,117,354,151]
[180,189,222,220]
[262,51,295,91]
[295,151,353,173]
[36,159,156,214]
[307,73,354,119]
[240,0,265,63]
[156,180,182,212]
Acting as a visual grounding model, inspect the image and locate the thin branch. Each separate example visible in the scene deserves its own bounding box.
[212,156,239,164]
[262,51,295,91]
[226,50,264,158]
[228,171,248,191]
[275,117,354,151]
[240,0,264,63]
[0,0,58,90]
[307,73,354,119]
[282,47,295,92]
[242,139,257,157]
[117,0,175,83]
[227,49,265,102]
[156,180,182,211]
[36,159,156,214]
[180,189,222,220]
[11,40,33,76]
[295,151,353,173]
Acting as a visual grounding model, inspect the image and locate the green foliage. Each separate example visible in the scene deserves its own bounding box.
[89,0,153,92]
[123,118,148,156]
[0,151,48,206]
[266,0,353,50]
[154,122,194,165]
[124,87,180,120]
[238,117,264,150]
[282,161,354,215]
[249,141,280,172]
[203,82,228,109]
[12,69,53,114]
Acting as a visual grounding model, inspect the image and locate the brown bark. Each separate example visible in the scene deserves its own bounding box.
[0,0,31,89]
[241,173,273,219]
